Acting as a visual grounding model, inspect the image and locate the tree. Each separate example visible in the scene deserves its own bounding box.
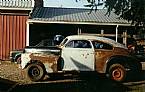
[83,0,145,29]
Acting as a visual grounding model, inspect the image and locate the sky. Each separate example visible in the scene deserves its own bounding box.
[44,0,105,9]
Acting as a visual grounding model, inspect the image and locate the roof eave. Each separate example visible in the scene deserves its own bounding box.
[27,19,131,26]
[0,7,33,10]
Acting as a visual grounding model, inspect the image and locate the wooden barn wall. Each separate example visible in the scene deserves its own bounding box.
[0,15,28,60]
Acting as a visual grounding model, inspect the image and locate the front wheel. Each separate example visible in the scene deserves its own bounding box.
[108,64,126,82]
[26,63,45,82]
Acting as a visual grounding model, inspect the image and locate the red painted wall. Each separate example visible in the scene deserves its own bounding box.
[0,14,28,60]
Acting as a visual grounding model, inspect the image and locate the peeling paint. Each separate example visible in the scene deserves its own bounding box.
[21,35,131,75]
[29,53,60,72]
[94,47,129,73]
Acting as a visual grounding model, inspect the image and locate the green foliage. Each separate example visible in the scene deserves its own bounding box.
[81,0,145,27]
[105,0,145,27]
[83,0,104,13]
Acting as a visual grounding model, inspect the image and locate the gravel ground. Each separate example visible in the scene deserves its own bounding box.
[0,61,145,92]
[0,60,145,83]
[0,61,31,83]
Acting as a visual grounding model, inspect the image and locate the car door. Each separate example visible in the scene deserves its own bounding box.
[61,40,95,71]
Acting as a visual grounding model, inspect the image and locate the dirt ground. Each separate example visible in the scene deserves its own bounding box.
[0,61,145,92]
[0,60,145,84]
[0,61,31,83]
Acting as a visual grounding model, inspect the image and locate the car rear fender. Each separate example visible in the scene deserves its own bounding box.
[105,55,141,73]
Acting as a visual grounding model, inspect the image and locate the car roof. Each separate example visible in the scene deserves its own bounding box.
[66,35,127,49]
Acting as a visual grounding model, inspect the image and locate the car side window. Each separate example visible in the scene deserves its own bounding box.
[65,40,92,48]
[65,40,74,48]
[82,40,92,48]
[92,41,113,50]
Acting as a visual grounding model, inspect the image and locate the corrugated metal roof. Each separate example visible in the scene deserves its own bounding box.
[30,7,131,25]
[0,0,34,9]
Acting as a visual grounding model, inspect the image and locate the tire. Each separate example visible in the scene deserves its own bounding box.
[26,63,45,82]
[108,64,126,82]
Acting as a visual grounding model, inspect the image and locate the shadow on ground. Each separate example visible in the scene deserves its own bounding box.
[12,81,126,92]
[0,78,17,92]
[12,78,128,92]
[0,73,129,92]
[1,71,145,92]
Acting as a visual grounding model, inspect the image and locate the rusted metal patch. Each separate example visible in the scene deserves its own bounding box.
[29,53,60,63]
[29,53,60,72]
[94,47,130,73]
[94,50,113,73]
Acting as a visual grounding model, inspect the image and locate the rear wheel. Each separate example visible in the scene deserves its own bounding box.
[26,63,45,82]
[108,64,126,82]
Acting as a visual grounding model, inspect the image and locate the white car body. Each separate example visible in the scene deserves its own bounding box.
[21,35,128,73]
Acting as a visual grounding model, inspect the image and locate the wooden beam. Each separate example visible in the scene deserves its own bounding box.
[116,25,119,42]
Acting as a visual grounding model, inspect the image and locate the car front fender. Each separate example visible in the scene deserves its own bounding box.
[21,53,31,69]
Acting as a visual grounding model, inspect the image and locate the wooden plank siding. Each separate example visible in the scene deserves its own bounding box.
[0,15,28,60]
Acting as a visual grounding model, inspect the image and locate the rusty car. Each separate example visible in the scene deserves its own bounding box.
[21,35,142,82]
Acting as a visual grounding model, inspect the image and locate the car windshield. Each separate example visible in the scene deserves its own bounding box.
[59,38,68,46]
[35,39,53,47]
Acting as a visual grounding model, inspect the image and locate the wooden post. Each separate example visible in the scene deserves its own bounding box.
[125,30,127,46]
[123,31,127,46]
[77,28,82,35]
[77,28,79,35]
[101,29,104,34]
[116,25,119,42]
[26,21,29,46]
[79,28,82,34]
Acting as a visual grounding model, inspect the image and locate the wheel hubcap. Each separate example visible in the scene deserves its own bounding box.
[112,68,122,80]
[31,67,40,77]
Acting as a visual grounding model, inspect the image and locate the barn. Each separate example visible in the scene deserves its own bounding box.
[0,0,43,60]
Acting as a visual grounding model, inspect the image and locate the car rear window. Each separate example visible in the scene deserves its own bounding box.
[92,41,113,50]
